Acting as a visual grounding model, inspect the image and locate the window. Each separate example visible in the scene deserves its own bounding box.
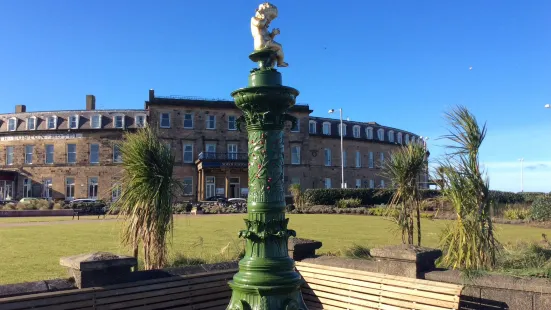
[160,112,171,128]
[112,183,122,201]
[380,180,385,188]
[113,144,122,163]
[69,115,79,129]
[353,125,360,138]
[368,152,374,168]
[27,117,36,130]
[324,178,332,189]
[355,151,361,168]
[42,178,53,198]
[183,113,194,129]
[23,179,32,197]
[324,148,332,166]
[388,130,394,143]
[369,179,375,189]
[47,116,57,129]
[90,144,100,164]
[67,144,76,164]
[183,177,193,196]
[366,127,374,139]
[135,115,146,128]
[183,144,194,163]
[65,177,75,200]
[205,143,216,159]
[114,115,125,128]
[411,136,416,144]
[291,177,300,185]
[25,145,33,164]
[309,120,317,134]
[397,133,403,144]
[91,115,102,129]
[164,142,171,153]
[322,122,331,135]
[291,119,300,132]
[228,115,237,131]
[380,152,385,166]
[405,134,410,144]
[6,146,14,165]
[291,146,300,164]
[88,177,99,199]
[356,179,362,188]
[45,144,54,164]
[377,129,384,141]
[342,151,347,167]
[228,144,238,160]
[8,118,16,131]
[338,124,347,136]
[206,115,216,130]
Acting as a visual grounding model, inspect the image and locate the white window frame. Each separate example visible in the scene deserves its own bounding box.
[183,143,194,163]
[227,143,238,160]
[397,133,403,144]
[368,152,374,168]
[8,117,17,131]
[91,114,102,129]
[309,120,317,134]
[366,127,373,139]
[353,125,361,138]
[291,146,300,165]
[322,122,331,135]
[324,178,332,189]
[182,177,193,196]
[90,143,100,164]
[45,144,54,164]
[355,179,362,188]
[338,123,347,137]
[411,136,416,144]
[291,177,301,186]
[67,144,77,164]
[88,177,99,199]
[342,151,347,167]
[68,115,80,129]
[405,134,410,144]
[42,178,53,199]
[388,130,394,143]
[113,144,122,163]
[227,115,237,131]
[23,179,32,198]
[324,148,332,166]
[113,114,125,129]
[206,115,216,130]
[160,112,171,128]
[291,119,300,132]
[355,151,361,168]
[183,113,194,129]
[47,116,58,130]
[112,183,122,201]
[205,143,216,159]
[369,179,375,189]
[135,114,147,128]
[65,177,75,200]
[380,152,385,166]
[380,180,385,188]
[377,128,385,141]
[24,145,33,164]
[26,116,37,130]
[6,146,14,165]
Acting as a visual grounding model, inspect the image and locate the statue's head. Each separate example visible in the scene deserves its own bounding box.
[256,2,278,21]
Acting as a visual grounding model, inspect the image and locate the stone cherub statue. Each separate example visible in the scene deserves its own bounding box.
[251,2,288,67]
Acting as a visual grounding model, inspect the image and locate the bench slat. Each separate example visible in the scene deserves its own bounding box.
[303,292,379,310]
[127,291,231,310]
[0,291,97,310]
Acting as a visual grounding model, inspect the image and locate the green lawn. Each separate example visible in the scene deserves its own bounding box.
[0,214,548,284]
[0,215,118,223]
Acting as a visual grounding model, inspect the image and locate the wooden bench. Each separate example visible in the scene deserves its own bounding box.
[0,268,237,310]
[296,262,463,310]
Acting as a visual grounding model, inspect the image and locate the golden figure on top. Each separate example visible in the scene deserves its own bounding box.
[251,3,288,67]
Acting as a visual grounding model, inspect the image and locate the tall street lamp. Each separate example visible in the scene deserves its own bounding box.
[518,158,524,192]
[328,108,345,188]
[419,136,430,189]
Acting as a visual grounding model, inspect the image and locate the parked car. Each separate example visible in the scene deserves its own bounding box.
[228,198,247,205]
[19,197,40,204]
[205,195,227,202]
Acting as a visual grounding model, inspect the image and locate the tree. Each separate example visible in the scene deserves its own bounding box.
[288,183,304,210]
[439,106,499,270]
[381,142,427,245]
[111,127,183,270]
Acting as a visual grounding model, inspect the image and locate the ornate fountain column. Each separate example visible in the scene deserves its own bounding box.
[227,3,307,310]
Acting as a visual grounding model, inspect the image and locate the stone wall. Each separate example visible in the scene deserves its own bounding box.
[0,210,74,217]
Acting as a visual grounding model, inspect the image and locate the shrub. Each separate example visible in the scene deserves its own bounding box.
[285,204,295,212]
[303,188,441,206]
[504,208,531,220]
[53,203,63,210]
[71,201,106,215]
[289,184,304,210]
[336,198,362,208]
[343,244,372,259]
[172,203,187,214]
[531,196,551,221]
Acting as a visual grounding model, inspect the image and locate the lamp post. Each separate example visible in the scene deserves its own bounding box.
[518,158,524,192]
[328,108,345,188]
[419,136,430,189]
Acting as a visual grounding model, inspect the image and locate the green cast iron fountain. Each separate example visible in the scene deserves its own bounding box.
[226,3,307,310]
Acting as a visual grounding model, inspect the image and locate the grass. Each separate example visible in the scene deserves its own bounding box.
[0,214,549,284]
[0,215,118,223]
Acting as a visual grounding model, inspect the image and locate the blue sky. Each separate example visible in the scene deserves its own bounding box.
[0,0,549,192]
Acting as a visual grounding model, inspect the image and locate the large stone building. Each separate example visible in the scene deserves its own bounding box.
[0,90,428,202]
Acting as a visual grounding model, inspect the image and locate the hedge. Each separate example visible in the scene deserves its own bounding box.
[303,189,544,206]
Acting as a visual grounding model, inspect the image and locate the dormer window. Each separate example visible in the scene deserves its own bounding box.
[405,134,410,144]
[338,124,347,136]
[322,122,331,135]
[353,125,361,138]
[397,133,403,144]
[47,116,58,129]
[91,115,102,129]
[68,115,79,129]
[135,114,146,128]
[366,127,373,139]
[388,130,394,143]
[27,117,37,130]
[377,129,385,141]
[411,136,416,144]
[309,120,317,134]
[8,117,17,131]
[113,115,125,129]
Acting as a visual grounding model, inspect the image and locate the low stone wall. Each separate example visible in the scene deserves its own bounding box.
[0,210,74,217]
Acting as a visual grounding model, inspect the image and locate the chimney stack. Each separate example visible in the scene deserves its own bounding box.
[149,89,155,101]
[15,105,26,113]
[86,95,96,110]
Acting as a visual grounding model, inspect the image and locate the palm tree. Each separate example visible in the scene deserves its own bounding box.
[439,105,498,270]
[381,142,427,245]
[111,127,183,270]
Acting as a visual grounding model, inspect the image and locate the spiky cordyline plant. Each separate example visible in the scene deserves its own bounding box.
[111,127,183,270]
[381,142,427,245]
[439,106,499,270]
